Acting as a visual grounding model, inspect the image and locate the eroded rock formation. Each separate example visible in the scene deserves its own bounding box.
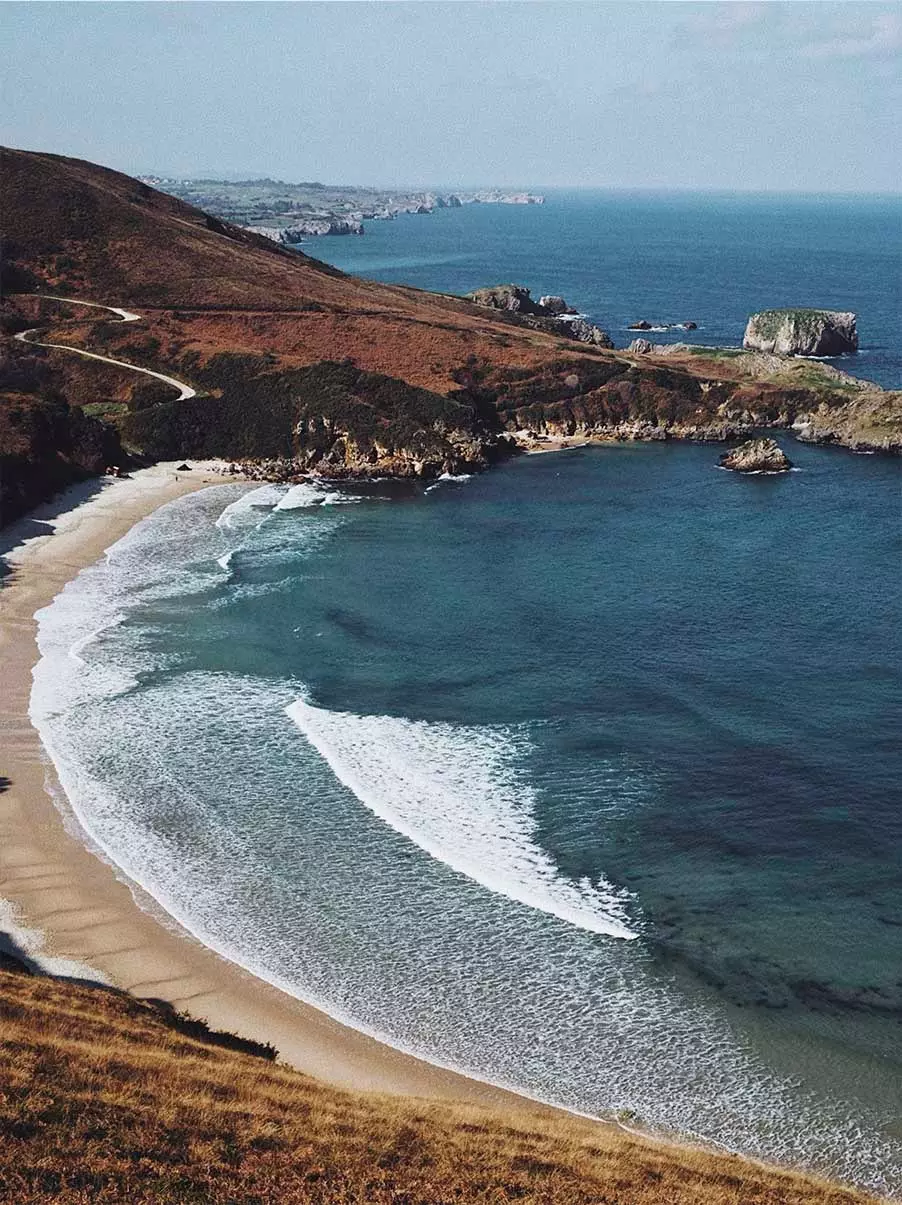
[719,438,793,473]
[743,310,858,356]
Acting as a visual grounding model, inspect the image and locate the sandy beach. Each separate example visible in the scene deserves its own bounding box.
[0,463,526,1108]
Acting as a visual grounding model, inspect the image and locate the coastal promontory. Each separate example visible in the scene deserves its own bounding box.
[466,284,614,347]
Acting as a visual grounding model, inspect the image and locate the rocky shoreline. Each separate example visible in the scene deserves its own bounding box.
[140,176,544,243]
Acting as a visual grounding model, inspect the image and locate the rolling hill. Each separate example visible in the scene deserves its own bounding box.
[1,145,899,524]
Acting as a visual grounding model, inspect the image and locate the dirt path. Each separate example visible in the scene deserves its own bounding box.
[13,294,196,401]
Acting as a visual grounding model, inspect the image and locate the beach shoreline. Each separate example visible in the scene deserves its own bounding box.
[1,461,895,1202]
[0,462,533,1110]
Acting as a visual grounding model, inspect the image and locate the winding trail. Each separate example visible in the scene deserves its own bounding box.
[13,295,196,401]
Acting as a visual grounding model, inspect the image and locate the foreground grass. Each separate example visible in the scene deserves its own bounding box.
[0,967,879,1204]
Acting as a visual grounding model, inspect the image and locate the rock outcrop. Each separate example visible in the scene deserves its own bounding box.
[558,317,614,348]
[466,284,544,315]
[538,295,576,316]
[743,309,858,356]
[719,438,793,473]
[629,320,697,332]
[467,285,613,348]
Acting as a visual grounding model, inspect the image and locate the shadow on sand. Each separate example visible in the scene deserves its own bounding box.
[0,476,110,579]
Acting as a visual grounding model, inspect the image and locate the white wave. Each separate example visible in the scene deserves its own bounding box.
[321,493,364,505]
[216,483,287,529]
[425,472,473,494]
[274,483,327,510]
[274,482,379,509]
[68,611,126,666]
[285,697,638,940]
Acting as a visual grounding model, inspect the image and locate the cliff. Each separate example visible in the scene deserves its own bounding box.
[743,310,858,356]
[0,963,876,1204]
[120,356,508,478]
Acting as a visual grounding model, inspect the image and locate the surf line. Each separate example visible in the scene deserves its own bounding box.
[286,697,638,941]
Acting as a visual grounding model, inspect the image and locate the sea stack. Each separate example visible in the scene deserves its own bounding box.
[743,309,858,356]
[719,438,794,473]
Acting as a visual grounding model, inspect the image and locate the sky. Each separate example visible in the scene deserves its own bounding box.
[2,1,900,191]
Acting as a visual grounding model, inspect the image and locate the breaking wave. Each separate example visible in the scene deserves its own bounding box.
[287,697,637,940]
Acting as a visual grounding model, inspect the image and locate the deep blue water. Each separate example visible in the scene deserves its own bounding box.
[311,190,902,389]
[29,194,902,1192]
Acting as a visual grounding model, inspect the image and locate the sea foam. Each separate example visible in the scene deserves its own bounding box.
[285,697,638,940]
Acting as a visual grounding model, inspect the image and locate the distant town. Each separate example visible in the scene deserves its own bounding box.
[139,175,545,242]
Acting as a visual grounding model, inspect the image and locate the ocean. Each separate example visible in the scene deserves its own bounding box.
[32,193,901,1192]
[312,189,902,390]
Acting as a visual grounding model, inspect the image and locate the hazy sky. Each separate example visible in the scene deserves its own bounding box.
[2,1,900,191]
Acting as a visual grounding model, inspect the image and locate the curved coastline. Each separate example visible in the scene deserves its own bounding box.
[1,463,897,1202]
[0,463,539,1108]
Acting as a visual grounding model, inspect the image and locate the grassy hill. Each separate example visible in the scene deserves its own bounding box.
[1,145,898,522]
[0,964,878,1205]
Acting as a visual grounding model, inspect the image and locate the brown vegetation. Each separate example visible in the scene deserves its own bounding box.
[2,146,898,508]
[0,966,879,1205]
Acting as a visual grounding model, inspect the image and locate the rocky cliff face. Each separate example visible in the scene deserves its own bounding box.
[119,355,509,481]
[743,309,858,356]
[245,217,364,241]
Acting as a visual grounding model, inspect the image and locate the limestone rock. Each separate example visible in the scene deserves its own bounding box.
[719,438,793,473]
[467,283,612,346]
[743,309,858,356]
[628,338,653,354]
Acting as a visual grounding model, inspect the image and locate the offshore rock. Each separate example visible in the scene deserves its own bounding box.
[743,309,858,356]
[719,438,793,473]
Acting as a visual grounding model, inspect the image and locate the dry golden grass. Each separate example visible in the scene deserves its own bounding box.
[0,967,880,1205]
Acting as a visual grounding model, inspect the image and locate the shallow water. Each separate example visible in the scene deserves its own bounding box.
[32,440,902,1192]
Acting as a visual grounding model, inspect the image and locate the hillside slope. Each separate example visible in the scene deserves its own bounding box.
[0,964,878,1205]
[1,146,898,523]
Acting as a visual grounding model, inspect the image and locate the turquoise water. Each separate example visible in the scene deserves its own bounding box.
[33,442,901,1192]
[30,195,902,1191]
[312,190,902,390]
